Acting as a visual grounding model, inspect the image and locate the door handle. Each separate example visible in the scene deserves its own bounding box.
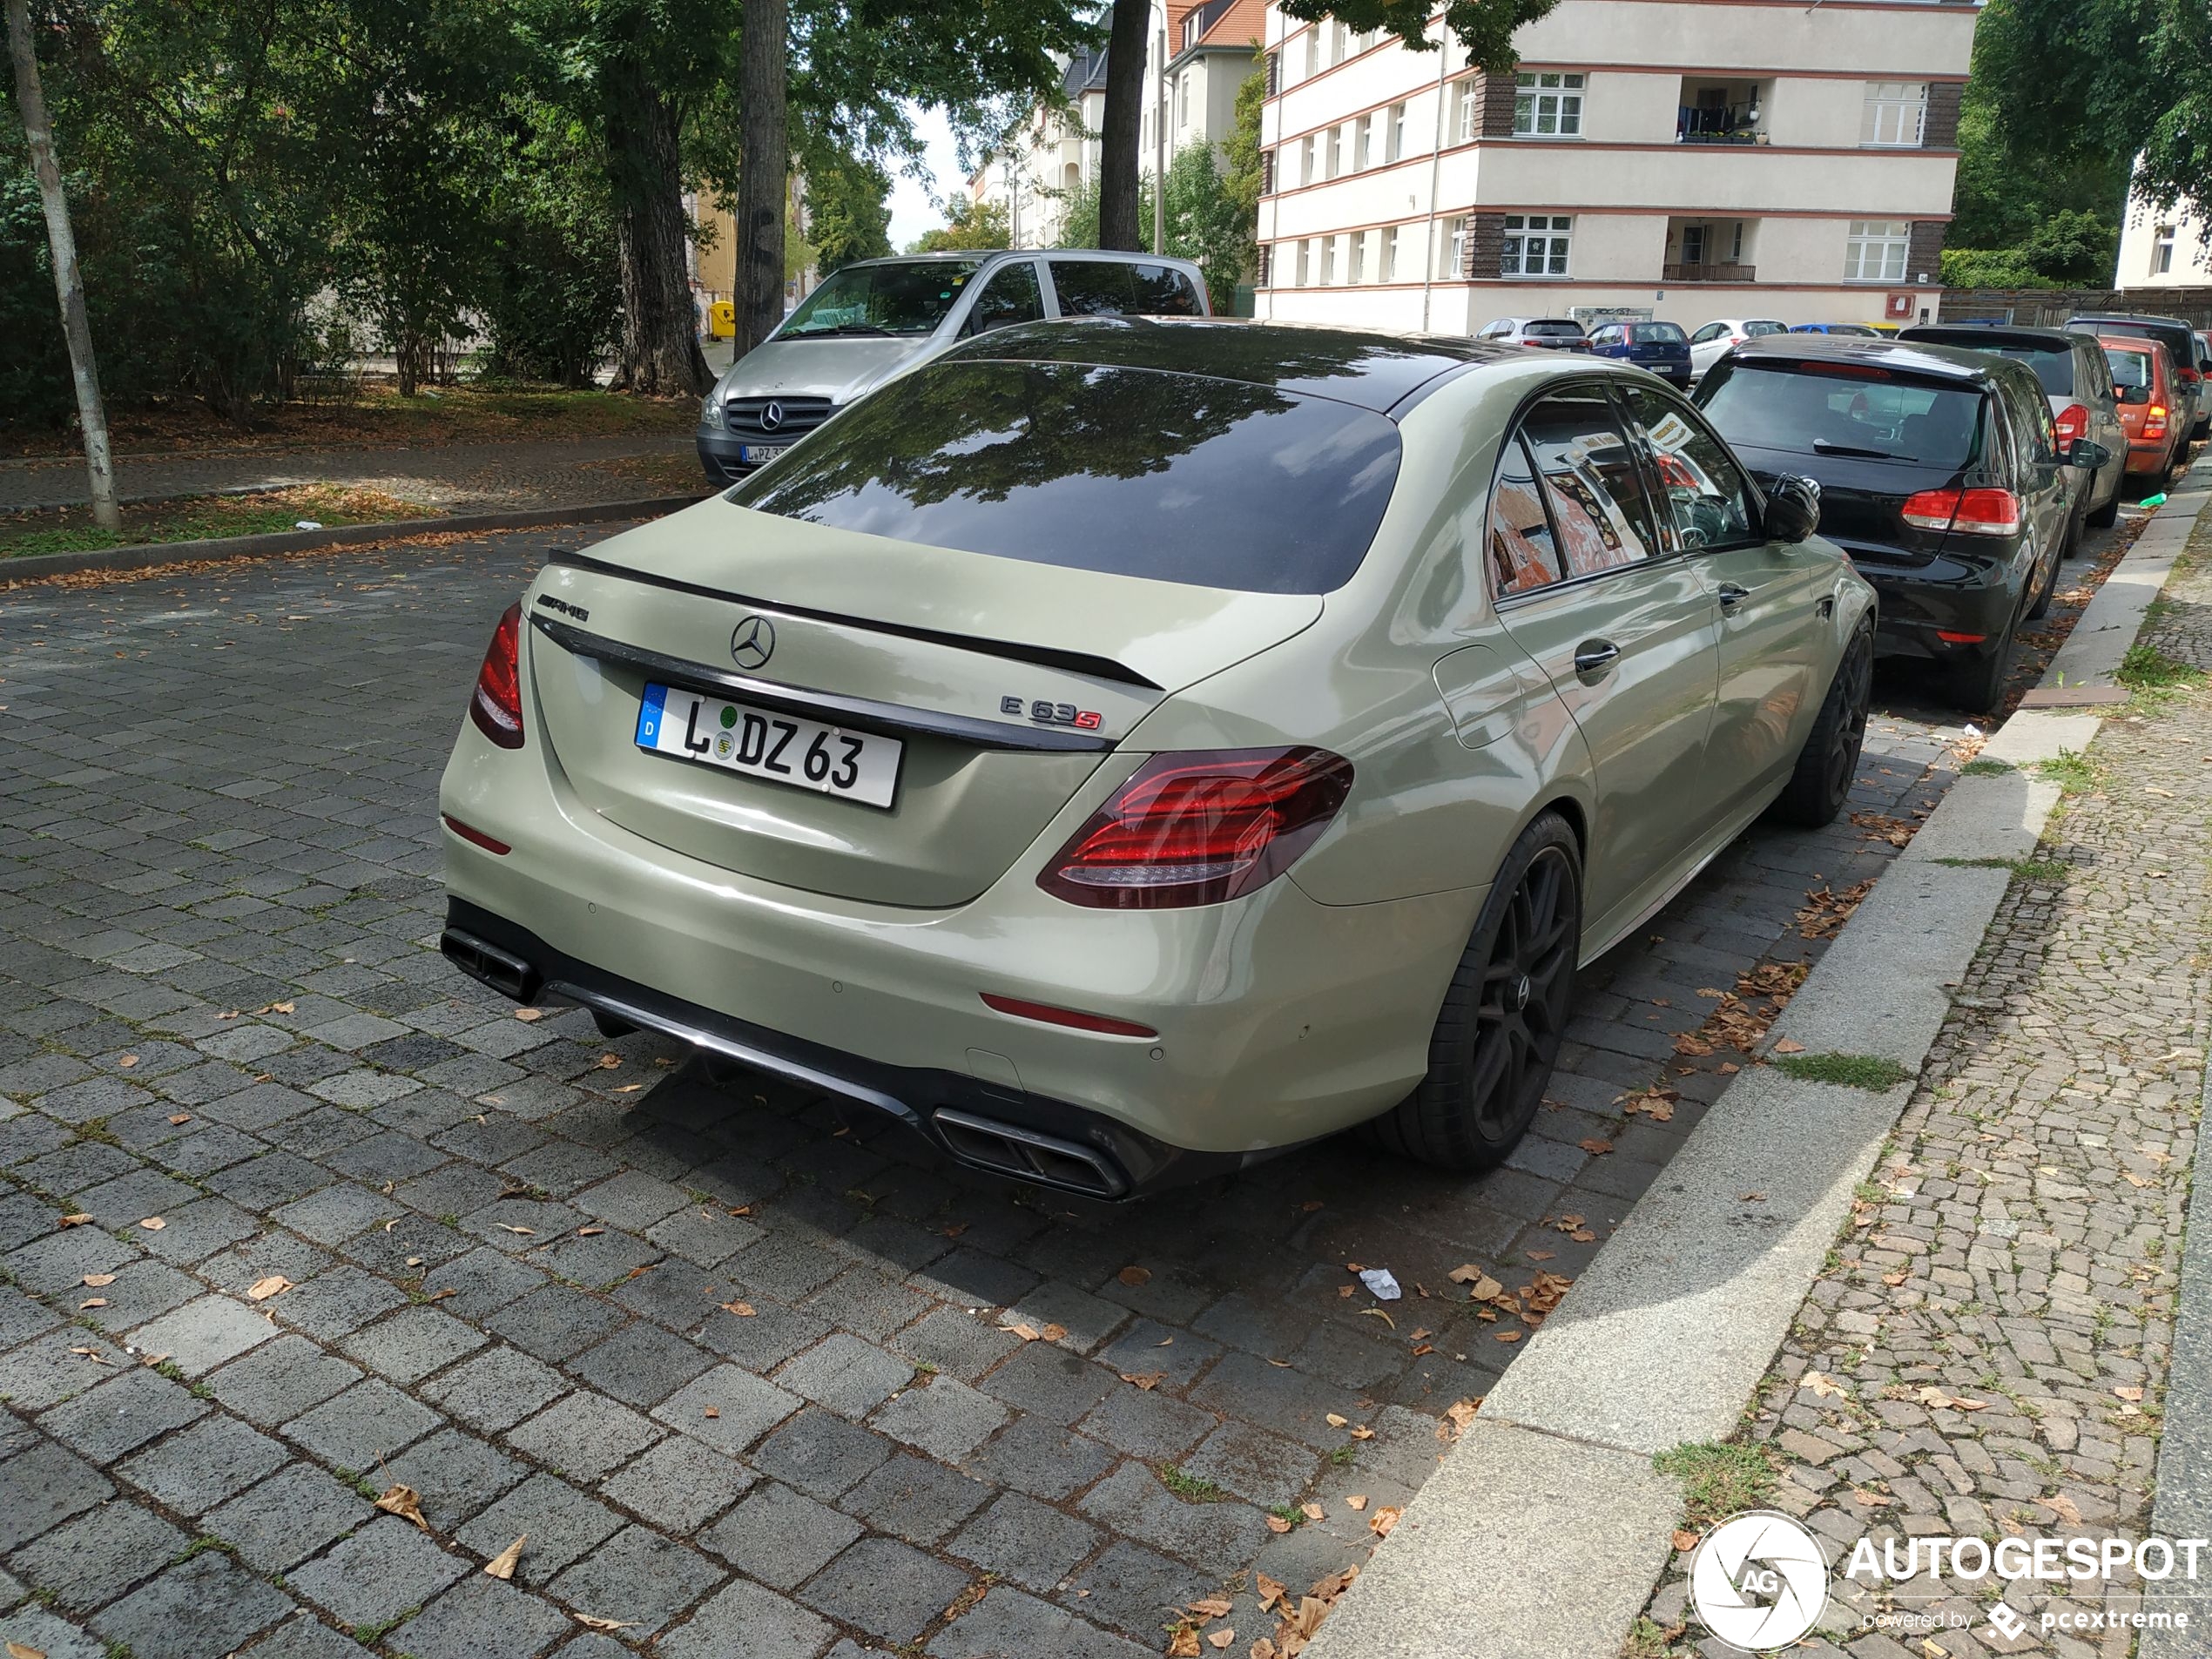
[1716,582,1751,610]
[1572,641,1621,679]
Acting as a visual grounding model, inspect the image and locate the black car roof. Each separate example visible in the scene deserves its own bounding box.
[1898,323,2087,354]
[934,316,1524,412]
[1728,334,2020,386]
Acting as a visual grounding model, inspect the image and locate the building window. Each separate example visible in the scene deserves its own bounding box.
[1441,215,1468,279]
[1331,22,1348,64]
[1387,102,1407,162]
[1356,112,1376,171]
[1382,225,1400,281]
[1320,235,1338,284]
[1681,225,1706,266]
[1332,123,1352,177]
[1861,82,1928,147]
[1350,231,1367,284]
[1514,72,1584,138]
[1844,219,1911,281]
[2155,225,2177,275]
[1174,73,1187,131]
[1304,29,1320,78]
[1260,150,1276,194]
[1295,239,1312,286]
[1453,78,1479,144]
[1502,214,1572,277]
[1730,220,1744,261]
[1184,11,1202,50]
[1301,134,1318,185]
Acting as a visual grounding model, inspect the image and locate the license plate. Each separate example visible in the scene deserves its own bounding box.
[636,684,901,809]
[738,443,786,464]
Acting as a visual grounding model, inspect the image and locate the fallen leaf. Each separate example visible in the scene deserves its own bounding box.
[577,1225,605,1236]
[1494,1330,1521,1344]
[118,1054,138,1069]
[496,1224,535,1236]
[2122,1170,2153,1189]
[483,1535,525,1580]
[246,1276,292,1302]
[426,1288,456,1302]
[1325,1413,1349,1428]
[78,1298,107,1310]
[1672,1529,1701,1553]
[1578,1138,1613,1156]
[1120,1371,1166,1391]
[1264,1514,1292,1534]
[1187,1595,1234,1621]
[514,1008,544,1022]
[1251,1641,1278,1659]
[612,1083,645,1094]
[1255,1573,1287,1612]
[2047,1493,2083,1525]
[1440,1398,1481,1440]
[1803,1370,1849,1399]
[374,1484,430,1533]
[1039,1324,1068,1343]
[68,1345,106,1363]
[1883,1271,1908,1286]
[1447,1264,1484,1285]
[2114,1386,2146,1403]
[1359,1307,1395,1330]
[138,1216,165,1231]
[1116,1265,1150,1286]
[82,1273,116,1287]
[9,1642,49,1659]
[1346,1494,1367,1512]
[703,1406,720,1420]
[1739,1191,1767,1204]
[1302,1503,1324,1521]
[1208,1631,1236,1650]
[1169,1628,1203,1658]
[1349,1426,1373,1440]
[1336,1285,1355,1298]
[720,1301,757,1318]
[1007,1322,1041,1342]
[595,1053,621,1069]
[167,1113,192,1125]
[1525,1250,1554,1262]
[1917,1386,1989,1412]
[57,1213,93,1228]
[573,1615,637,1633]
[1771,1037,1806,1055]
[1369,1506,1402,1538]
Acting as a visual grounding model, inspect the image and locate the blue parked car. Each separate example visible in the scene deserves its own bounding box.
[1585,320,1692,387]
[1788,322,1885,337]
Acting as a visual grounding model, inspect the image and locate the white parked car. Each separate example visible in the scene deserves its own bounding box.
[1689,318,1788,381]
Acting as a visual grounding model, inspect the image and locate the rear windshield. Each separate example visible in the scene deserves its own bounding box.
[779,261,981,339]
[1743,320,1788,338]
[1524,320,1584,336]
[2106,347,2153,390]
[1631,323,1687,343]
[1909,334,2076,396]
[1699,362,1985,469]
[728,360,1401,594]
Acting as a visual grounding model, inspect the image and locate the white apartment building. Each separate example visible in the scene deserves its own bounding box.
[2115,189,2210,291]
[971,2,1262,249]
[1255,0,1979,334]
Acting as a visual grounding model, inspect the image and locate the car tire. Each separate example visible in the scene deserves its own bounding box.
[2027,523,2067,621]
[1771,622,1871,828]
[1946,615,2016,712]
[2086,476,2120,530]
[1368,812,1581,1172]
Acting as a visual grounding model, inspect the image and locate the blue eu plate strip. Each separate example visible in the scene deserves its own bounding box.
[636,683,669,747]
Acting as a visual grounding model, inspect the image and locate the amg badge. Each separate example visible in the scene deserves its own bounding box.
[1003,696,1102,730]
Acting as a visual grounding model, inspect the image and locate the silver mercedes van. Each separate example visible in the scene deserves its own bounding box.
[696,248,1212,483]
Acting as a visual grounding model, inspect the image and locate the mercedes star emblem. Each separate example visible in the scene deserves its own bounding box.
[730,616,776,670]
[758,400,784,432]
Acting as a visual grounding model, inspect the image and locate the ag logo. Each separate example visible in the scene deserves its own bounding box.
[1689,1512,1829,1652]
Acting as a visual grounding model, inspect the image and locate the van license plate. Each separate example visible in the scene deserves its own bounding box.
[636,684,900,809]
[738,444,786,464]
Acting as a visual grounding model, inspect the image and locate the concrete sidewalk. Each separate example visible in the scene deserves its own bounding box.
[0,435,698,515]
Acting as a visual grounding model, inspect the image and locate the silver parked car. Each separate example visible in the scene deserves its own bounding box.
[696,250,1211,484]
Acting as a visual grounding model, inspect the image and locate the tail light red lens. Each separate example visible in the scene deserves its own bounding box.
[2147,405,2169,439]
[1038,747,1353,909]
[2054,403,2088,446]
[469,603,525,749]
[2180,367,2201,386]
[1899,487,2022,537]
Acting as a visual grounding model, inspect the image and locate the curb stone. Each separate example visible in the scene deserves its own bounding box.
[0,493,706,584]
[1306,469,2211,1659]
[2144,1053,2212,1656]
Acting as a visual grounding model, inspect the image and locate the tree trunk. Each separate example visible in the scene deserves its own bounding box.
[1096,0,1149,252]
[606,57,709,395]
[735,0,788,357]
[6,0,119,530]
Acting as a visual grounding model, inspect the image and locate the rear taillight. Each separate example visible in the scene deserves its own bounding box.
[2180,367,2200,386]
[1038,747,1352,908]
[469,603,525,749]
[2146,404,2169,439]
[1901,487,2022,537]
[2054,403,2087,446]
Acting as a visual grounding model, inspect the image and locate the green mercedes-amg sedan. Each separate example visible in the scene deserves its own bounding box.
[438,320,1875,1199]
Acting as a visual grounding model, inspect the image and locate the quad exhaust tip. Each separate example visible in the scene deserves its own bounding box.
[440,930,542,1004]
[933,1108,1130,1198]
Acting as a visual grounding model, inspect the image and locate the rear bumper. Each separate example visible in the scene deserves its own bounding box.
[2126,436,2175,475]
[1847,550,2021,663]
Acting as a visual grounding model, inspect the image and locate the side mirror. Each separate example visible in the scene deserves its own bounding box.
[2067,438,2113,471]
[1764,474,1822,543]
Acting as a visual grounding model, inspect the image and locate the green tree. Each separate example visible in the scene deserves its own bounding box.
[912,195,1009,253]
[803,148,892,273]
[1277,0,1558,74]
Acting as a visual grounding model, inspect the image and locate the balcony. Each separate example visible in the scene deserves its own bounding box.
[1662,261,1757,283]
[1677,78,1770,145]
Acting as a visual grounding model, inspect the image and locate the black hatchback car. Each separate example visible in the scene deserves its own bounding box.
[1696,336,2112,710]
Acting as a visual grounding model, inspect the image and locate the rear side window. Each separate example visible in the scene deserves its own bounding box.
[1701,363,1986,469]
[1986,347,2074,396]
[1487,435,1565,597]
[1518,388,1662,575]
[2107,347,2152,391]
[1618,384,1758,550]
[730,360,1401,595]
[1743,320,1787,338]
[963,262,1044,334]
[1050,261,1135,315]
[1130,263,1204,315]
[1631,323,1687,343]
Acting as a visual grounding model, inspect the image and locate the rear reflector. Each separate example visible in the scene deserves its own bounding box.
[1038,747,1353,909]
[470,603,526,749]
[1936,631,1986,644]
[1899,487,2022,537]
[442,814,511,855]
[980,994,1158,1039]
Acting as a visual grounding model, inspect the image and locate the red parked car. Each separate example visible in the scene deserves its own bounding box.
[2101,336,2185,487]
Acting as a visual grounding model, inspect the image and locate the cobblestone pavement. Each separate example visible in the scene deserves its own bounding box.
[1634,530,2212,1659]
[0,435,700,515]
[0,509,2144,1659]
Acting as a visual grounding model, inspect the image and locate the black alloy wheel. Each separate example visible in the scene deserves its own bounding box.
[1775,624,1871,826]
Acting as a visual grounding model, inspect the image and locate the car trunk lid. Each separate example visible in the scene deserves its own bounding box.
[524,501,1323,907]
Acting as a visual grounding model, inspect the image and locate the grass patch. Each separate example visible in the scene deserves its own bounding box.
[1931,855,2070,881]
[1328,1443,1358,1467]
[2116,644,2208,715]
[2036,749,2103,796]
[1157,1464,1227,1503]
[172,1535,234,1564]
[1960,757,2015,777]
[1654,1441,1781,1528]
[1622,1615,1681,1658]
[0,483,433,559]
[1771,1051,1915,1091]
[353,1610,416,1645]
[1267,1502,1307,1529]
